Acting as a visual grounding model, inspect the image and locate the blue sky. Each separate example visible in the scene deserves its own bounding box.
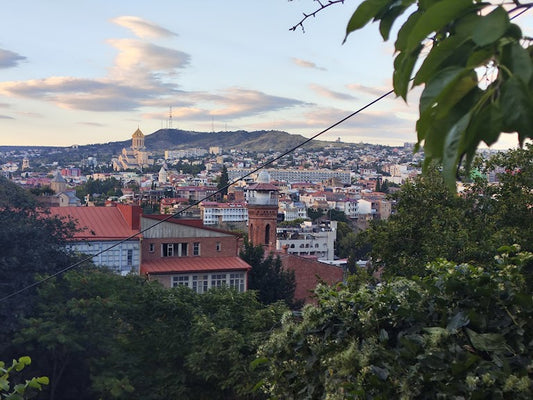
[0,1,525,148]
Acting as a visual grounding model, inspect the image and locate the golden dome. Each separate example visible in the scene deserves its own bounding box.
[132,128,144,138]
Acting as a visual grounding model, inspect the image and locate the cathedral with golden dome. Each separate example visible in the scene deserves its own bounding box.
[113,128,154,171]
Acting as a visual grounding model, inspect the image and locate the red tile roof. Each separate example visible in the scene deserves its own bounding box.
[48,207,140,241]
[141,256,251,274]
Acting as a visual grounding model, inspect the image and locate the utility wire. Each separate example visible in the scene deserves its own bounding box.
[0,88,394,303]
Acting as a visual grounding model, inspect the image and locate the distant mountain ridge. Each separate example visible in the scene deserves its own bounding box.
[132,129,330,153]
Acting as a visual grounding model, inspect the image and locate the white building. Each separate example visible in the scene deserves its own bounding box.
[200,201,248,225]
[276,221,337,261]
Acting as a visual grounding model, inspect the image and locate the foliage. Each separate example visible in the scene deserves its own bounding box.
[240,241,297,307]
[307,207,324,222]
[358,147,533,277]
[75,177,123,203]
[0,356,49,400]
[0,177,80,354]
[13,267,287,400]
[258,249,533,399]
[341,0,533,189]
[278,218,307,227]
[217,165,230,198]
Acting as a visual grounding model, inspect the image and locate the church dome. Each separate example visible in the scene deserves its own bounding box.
[257,170,271,184]
[132,128,144,138]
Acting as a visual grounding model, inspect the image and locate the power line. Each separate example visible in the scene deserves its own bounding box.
[0,89,394,303]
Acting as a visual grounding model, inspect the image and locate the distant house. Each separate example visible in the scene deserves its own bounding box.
[140,215,251,292]
[48,204,142,275]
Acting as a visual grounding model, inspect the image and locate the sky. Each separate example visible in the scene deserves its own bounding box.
[0,0,527,149]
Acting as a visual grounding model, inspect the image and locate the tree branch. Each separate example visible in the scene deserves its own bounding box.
[289,0,346,33]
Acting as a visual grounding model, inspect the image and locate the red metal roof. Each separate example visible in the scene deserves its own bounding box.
[141,256,251,274]
[48,207,140,241]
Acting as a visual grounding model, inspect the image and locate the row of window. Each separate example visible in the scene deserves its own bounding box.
[148,242,222,257]
[172,272,246,293]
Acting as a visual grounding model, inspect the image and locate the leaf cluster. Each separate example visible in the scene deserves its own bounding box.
[259,250,533,399]
[346,0,533,189]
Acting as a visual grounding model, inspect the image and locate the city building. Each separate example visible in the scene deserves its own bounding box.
[200,201,248,225]
[47,204,142,275]
[140,215,251,292]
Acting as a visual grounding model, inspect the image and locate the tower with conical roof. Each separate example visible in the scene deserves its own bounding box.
[131,127,145,150]
[246,171,278,252]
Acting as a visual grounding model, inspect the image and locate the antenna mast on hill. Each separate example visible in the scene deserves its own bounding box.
[168,106,173,129]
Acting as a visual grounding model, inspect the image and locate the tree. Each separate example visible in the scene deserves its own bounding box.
[217,165,230,199]
[258,248,533,399]
[0,177,79,355]
[240,241,297,307]
[358,147,533,277]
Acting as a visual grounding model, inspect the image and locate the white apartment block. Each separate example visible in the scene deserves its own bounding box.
[200,201,248,225]
[228,168,351,184]
[276,221,337,261]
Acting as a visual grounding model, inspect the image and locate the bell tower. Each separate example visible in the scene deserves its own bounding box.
[247,171,278,252]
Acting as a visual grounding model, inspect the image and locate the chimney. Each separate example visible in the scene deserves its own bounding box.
[117,203,142,230]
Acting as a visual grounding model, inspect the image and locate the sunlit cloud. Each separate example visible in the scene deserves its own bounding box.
[346,83,390,97]
[16,111,42,118]
[78,121,106,127]
[291,57,326,71]
[310,84,357,101]
[0,48,26,68]
[111,16,178,39]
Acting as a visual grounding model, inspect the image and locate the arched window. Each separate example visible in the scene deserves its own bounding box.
[265,224,270,245]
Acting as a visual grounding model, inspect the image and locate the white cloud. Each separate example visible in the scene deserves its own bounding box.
[111,16,178,39]
[310,84,357,101]
[291,58,326,71]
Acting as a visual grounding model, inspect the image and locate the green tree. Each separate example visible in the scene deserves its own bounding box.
[0,177,79,355]
[342,0,533,188]
[217,165,230,198]
[258,248,533,399]
[240,241,297,307]
[358,147,533,278]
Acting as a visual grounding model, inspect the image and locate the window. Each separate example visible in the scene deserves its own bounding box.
[172,275,190,288]
[229,273,245,292]
[216,242,222,252]
[162,243,174,257]
[149,243,154,253]
[127,249,133,265]
[180,243,188,257]
[192,275,209,293]
[211,273,226,287]
[193,242,200,256]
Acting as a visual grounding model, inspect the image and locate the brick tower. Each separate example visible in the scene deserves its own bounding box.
[247,171,278,252]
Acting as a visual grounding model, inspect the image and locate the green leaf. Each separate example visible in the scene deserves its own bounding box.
[414,35,472,85]
[345,0,390,42]
[419,67,467,114]
[442,112,471,190]
[405,0,474,52]
[393,45,423,99]
[395,10,421,52]
[467,101,502,147]
[500,75,533,143]
[471,6,509,47]
[36,376,49,385]
[446,311,470,333]
[502,42,533,84]
[466,328,511,352]
[378,2,414,41]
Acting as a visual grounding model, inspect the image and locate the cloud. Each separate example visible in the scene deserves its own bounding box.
[0,114,14,119]
[111,16,178,39]
[291,57,326,71]
[107,39,190,82]
[346,83,391,97]
[0,48,26,69]
[309,84,357,101]
[78,121,106,127]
